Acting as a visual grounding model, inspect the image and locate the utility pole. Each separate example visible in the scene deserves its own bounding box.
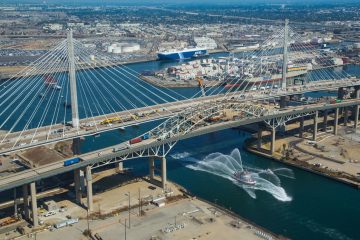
[67,29,79,129]
[138,188,141,216]
[281,19,289,90]
[87,209,90,235]
[125,192,131,229]
[124,219,127,240]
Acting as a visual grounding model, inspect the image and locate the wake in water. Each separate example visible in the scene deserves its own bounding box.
[171,148,293,202]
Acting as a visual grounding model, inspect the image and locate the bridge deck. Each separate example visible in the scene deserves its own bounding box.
[1,96,360,192]
[0,78,359,155]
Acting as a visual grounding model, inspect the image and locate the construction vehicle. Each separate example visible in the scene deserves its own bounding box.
[130,114,139,120]
[196,77,206,97]
[100,117,121,125]
[0,217,18,227]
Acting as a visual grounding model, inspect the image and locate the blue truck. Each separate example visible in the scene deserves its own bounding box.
[63,157,81,167]
[142,133,150,140]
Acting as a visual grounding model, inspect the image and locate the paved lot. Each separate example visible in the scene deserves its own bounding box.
[0,178,276,240]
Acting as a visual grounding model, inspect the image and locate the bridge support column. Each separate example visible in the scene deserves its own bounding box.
[353,86,360,129]
[86,166,93,212]
[334,108,339,135]
[338,87,345,100]
[116,162,124,172]
[354,105,359,129]
[22,185,30,220]
[149,157,155,179]
[323,110,328,131]
[313,111,318,141]
[279,96,287,109]
[13,188,18,218]
[72,137,81,155]
[161,157,167,190]
[257,128,263,150]
[344,107,348,126]
[270,127,276,155]
[30,182,38,228]
[74,169,82,204]
[352,86,360,99]
[299,116,304,138]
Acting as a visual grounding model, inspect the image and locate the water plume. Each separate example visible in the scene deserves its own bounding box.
[171,148,293,202]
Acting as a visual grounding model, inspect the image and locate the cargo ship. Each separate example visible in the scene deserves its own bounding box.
[157,48,208,61]
[232,170,256,185]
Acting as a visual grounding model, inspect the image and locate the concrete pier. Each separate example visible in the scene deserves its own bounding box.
[279,96,287,109]
[86,166,93,212]
[323,110,328,131]
[353,86,360,129]
[161,157,167,190]
[257,128,263,150]
[355,105,359,129]
[313,111,318,141]
[74,169,82,204]
[72,137,81,155]
[344,107,348,126]
[270,127,276,154]
[338,87,345,100]
[334,108,339,135]
[22,185,30,220]
[30,182,38,227]
[299,116,304,138]
[149,157,155,179]
[116,162,124,172]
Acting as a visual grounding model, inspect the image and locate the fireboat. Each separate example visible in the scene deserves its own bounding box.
[233,170,256,185]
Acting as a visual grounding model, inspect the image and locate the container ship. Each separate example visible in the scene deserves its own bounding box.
[157,48,208,61]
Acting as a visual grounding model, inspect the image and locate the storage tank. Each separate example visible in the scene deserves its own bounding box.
[90,55,95,61]
[107,46,114,53]
[112,47,122,54]
[122,43,140,53]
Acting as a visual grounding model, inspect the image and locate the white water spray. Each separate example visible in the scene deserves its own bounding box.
[171,148,293,202]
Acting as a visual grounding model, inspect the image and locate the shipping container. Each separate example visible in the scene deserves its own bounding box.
[63,157,80,167]
[54,221,67,229]
[66,218,79,225]
[129,137,142,145]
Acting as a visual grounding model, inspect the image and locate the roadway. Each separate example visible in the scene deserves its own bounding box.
[1,96,360,192]
[0,77,359,155]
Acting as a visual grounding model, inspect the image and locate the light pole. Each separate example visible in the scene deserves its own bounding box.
[125,192,131,229]
[124,219,127,240]
[86,209,90,238]
[138,188,141,216]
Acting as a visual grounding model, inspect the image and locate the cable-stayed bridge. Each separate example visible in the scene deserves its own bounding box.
[0,22,358,154]
[1,20,360,226]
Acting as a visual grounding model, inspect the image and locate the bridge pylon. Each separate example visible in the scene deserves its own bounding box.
[281,19,289,90]
[67,29,80,129]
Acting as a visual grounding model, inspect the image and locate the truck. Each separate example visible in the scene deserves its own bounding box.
[100,117,121,125]
[63,157,81,167]
[142,133,150,140]
[113,143,130,152]
[129,137,142,145]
